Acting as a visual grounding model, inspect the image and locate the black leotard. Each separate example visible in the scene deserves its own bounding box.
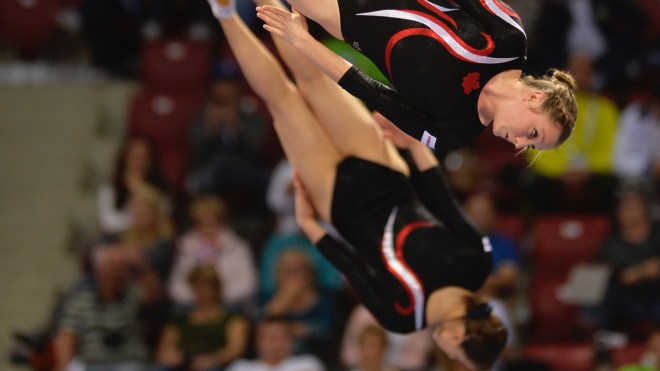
[335,0,527,153]
[317,156,492,333]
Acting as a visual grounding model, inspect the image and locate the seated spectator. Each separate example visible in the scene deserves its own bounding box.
[155,266,250,371]
[97,136,170,235]
[340,305,433,371]
[613,89,660,184]
[260,233,343,299]
[261,249,335,358]
[103,182,175,284]
[581,186,660,330]
[350,325,398,371]
[266,159,297,235]
[462,192,522,300]
[186,77,275,207]
[53,245,160,371]
[525,53,620,214]
[168,195,258,312]
[225,317,325,371]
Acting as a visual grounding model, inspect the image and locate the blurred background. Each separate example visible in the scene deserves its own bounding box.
[0,0,658,370]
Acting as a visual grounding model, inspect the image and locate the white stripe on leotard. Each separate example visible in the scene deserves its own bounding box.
[357,9,519,65]
[480,0,526,38]
[382,207,425,330]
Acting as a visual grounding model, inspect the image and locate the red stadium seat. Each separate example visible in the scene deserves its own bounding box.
[128,89,204,192]
[528,278,581,342]
[523,342,596,371]
[611,343,647,368]
[140,38,213,92]
[532,214,611,280]
[0,0,60,58]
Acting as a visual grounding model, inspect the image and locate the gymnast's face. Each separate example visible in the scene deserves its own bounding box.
[433,320,477,370]
[491,91,562,150]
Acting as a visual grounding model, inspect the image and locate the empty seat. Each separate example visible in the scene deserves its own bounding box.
[140,38,213,92]
[0,0,60,58]
[128,89,204,192]
[523,342,596,371]
[528,278,581,342]
[532,214,610,280]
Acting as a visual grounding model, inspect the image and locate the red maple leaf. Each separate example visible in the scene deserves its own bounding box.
[462,72,481,95]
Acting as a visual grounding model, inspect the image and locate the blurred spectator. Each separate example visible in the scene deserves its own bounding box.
[566,0,607,61]
[225,317,325,371]
[350,325,398,371]
[463,192,521,300]
[186,78,274,206]
[260,233,343,299]
[168,195,258,312]
[266,159,297,235]
[340,305,433,371]
[261,249,335,358]
[613,90,660,184]
[104,182,176,284]
[441,148,483,200]
[155,266,250,371]
[524,53,620,214]
[53,245,160,371]
[79,0,150,77]
[97,136,170,235]
[581,187,660,330]
[524,0,571,75]
[591,0,651,93]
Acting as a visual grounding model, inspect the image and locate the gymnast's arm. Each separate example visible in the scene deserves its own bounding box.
[338,67,442,149]
[257,5,440,149]
[376,114,483,246]
[407,142,483,246]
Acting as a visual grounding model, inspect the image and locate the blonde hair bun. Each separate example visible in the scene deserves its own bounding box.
[550,69,577,92]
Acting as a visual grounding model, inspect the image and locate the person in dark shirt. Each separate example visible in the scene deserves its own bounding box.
[582,187,660,330]
[256,0,578,154]
[206,0,506,368]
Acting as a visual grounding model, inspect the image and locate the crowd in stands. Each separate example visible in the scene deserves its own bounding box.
[4,0,660,370]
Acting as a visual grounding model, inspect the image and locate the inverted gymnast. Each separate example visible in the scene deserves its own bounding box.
[207,0,506,369]
[256,0,578,153]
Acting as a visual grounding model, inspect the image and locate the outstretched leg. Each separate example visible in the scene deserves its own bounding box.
[256,0,409,176]
[214,3,341,221]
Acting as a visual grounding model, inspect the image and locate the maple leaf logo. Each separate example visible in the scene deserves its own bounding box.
[462,72,481,95]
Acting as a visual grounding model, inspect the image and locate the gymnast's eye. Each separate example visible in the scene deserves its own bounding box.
[530,128,538,138]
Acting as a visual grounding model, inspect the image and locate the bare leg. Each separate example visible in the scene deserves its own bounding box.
[218,13,341,221]
[256,0,408,175]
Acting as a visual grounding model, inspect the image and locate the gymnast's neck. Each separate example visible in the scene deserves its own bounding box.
[476,69,523,126]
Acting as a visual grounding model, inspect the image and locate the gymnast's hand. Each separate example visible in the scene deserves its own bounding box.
[373,111,419,150]
[292,172,326,243]
[256,5,310,46]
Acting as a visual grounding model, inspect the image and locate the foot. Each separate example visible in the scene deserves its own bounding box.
[207,0,236,19]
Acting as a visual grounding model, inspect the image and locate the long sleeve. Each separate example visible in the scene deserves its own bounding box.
[409,164,483,247]
[167,238,198,305]
[218,230,258,306]
[337,66,447,150]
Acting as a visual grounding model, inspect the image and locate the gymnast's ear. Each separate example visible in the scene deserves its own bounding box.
[526,91,545,104]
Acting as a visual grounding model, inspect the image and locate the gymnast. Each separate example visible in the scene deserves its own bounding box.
[256,0,578,153]
[207,0,506,368]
